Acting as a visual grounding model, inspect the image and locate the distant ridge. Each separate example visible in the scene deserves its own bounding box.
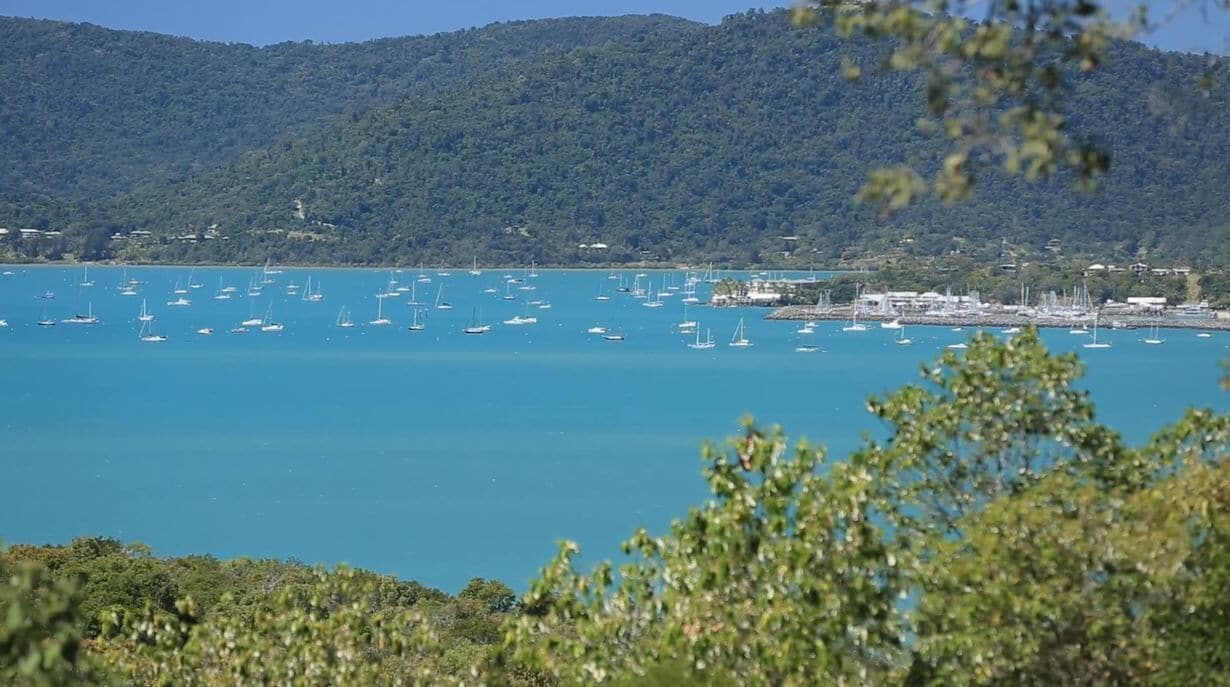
[2,10,1228,267]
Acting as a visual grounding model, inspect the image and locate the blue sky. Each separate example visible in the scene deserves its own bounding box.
[0,0,1225,53]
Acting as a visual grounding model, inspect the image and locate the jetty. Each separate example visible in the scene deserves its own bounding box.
[766,304,1230,332]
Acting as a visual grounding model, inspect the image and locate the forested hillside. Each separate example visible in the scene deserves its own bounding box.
[0,14,696,224]
[2,10,1228,267]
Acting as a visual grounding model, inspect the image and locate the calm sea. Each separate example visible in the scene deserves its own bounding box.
[2,266,1226,591]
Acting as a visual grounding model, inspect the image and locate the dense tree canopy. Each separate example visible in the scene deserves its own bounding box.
[1,11,1228,267]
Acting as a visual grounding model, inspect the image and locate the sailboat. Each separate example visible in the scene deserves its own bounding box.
[502,280,516,301]
[595,279,611,302]
[462,308,490,334]
[729,318,753,347]
[642,285,664,308]
[503,302,538,326]
[407,308,426,331]
[586,324,608,334]
[677,303,697,331]
[336,307,355,329]
[79,265,94,287]
[468,257,482,276]
[138,299,154,322]
[187,268,203,290]
[260,303,284,332]
[435,285,453,310]
[173,277,188,295]
[213,276,232,300]
[842,310,868,332]
[1142,324,1165,345]
[1082,315,1111,349]
[794,327,820,352]
[62,302,98,324]
[689,326,716,350]
[370,297,392,326]
[241,300,263,327]
[303,276,324,302]
[139,319,167,342]
[895,326,913,346]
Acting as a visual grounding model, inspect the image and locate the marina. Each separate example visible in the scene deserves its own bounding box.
[2,265,1228,590]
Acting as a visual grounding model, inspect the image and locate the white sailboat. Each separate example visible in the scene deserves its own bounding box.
[842,310,868,332]
[62,302,99,324]
[468,257,482,276]
[139,319,167,342]
[435,285,453,310]
[1082,315,1111,349]
[729,318,753,347]
[241,299,264,327]
[1142,324,1165,345]
[502,280,516,301]
[642,285,664,308]
[407,308,426,331]
[370,297,392,326]
[794,326,820,352]
[138,299,154,322]
[689,326,716,350]
[336,307,355,329]
[260,303,283,332]
[677,303,697,331]
[187,268,203,290]
[462,308,490,334]
[895,326,913,346]
[79,265,94,287]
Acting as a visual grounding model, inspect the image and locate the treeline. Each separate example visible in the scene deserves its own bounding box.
[4,332,1229,685]
[2,11,1229,268]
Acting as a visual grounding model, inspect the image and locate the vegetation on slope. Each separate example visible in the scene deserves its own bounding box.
[2,11,1228,268]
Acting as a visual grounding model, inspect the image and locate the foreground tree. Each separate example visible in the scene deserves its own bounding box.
[508,329,1230,685]
[793,0,1226,209]
[4,330,1227,685]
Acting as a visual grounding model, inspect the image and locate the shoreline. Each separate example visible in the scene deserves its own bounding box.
[0,260,857,272]
[766,304,1230,332]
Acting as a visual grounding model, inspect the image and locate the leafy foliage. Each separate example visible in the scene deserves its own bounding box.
[3,335,1229,685]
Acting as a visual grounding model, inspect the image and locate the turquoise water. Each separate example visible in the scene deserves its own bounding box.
[2,266,1227,591]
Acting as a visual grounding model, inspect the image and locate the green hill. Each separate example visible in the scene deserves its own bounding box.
[0,13,697,224]
[3,10,1228,267]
